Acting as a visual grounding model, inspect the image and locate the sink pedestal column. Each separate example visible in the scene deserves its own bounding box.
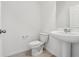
[62,42,71,57]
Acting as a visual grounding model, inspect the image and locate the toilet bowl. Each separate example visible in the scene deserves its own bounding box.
[29,33,48,56]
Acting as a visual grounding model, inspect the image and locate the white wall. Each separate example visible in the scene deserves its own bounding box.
[1,1,40,56]
[56,1,79,28]
[40,1,56,33]
[56,1,67,28]
[0,1,3,57]
[40,1,56,55]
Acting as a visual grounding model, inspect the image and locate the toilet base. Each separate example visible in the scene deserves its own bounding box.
[32,46,43,56]
[32,49,43,56]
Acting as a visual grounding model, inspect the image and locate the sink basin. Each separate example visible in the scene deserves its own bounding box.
[51,31,79,43]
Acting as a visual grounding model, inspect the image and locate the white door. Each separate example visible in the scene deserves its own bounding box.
[0,1,2,57]
[0,39,2,57]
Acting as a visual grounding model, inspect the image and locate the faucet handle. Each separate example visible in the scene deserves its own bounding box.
[64,28,71,32]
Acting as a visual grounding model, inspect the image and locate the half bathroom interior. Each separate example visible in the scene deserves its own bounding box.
[0,1,56,57]
[0,1,79,57]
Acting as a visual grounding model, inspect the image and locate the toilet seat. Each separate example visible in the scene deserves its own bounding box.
[29,40,44,48]
[29,33,48,56]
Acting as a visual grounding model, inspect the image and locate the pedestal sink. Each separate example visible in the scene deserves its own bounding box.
[50,31,79,57]
[51,31,79,43]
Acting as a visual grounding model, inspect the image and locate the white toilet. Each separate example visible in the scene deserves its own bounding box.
[29,33,48,56]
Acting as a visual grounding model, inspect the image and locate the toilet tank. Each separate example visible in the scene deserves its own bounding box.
[40,33,49,43]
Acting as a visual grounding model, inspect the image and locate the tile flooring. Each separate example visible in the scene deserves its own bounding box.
[9,49,56,57]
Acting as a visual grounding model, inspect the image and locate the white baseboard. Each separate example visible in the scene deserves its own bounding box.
[6,48,30,57]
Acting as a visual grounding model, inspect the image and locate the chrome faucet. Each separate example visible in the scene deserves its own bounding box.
[64,28,71,33]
